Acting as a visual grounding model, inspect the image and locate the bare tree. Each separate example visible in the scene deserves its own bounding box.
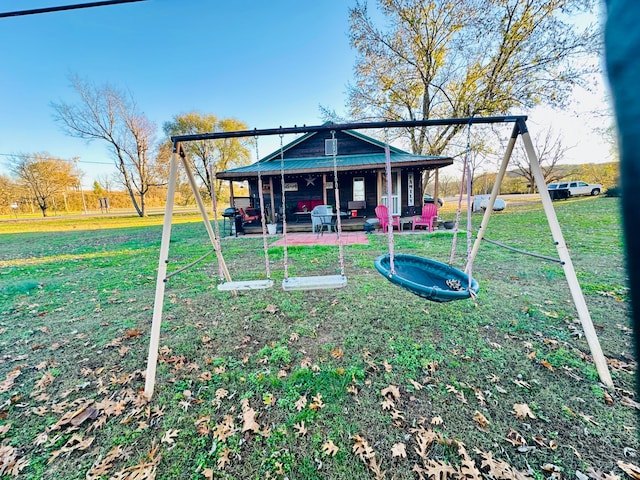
[512,127,573,192]
[52,75,159,216]
[10,153,78,217]
[348,0,598,192]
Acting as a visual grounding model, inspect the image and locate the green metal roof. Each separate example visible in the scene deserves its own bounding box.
[216,152,452,179]
[216,125,453,180]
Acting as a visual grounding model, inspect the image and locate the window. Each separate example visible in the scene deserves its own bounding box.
[325,138,337,155]
[353,177,365,202]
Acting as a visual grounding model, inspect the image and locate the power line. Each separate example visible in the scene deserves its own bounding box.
[0,153,113,165]
[0,0,147,19]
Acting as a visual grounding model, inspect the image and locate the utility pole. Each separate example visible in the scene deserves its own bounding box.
[73,157,87,214]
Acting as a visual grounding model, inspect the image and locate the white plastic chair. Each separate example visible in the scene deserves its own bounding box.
[311,205,334,236]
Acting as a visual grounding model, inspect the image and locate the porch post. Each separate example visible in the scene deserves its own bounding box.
[322,174,328,204]
[229,181,235,208]
[434,169,439,206]
[269,177,275,222]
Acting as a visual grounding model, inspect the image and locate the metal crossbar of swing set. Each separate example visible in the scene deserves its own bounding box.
[164,249,215,282]
[170,115,529,143]
[481,237,563,264]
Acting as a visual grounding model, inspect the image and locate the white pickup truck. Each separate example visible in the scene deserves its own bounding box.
[547,180,602,199]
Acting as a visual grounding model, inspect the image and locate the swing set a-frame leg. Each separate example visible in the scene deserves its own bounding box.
[144,143,234,399]
[144,144,179,400]
[468,121,613,389]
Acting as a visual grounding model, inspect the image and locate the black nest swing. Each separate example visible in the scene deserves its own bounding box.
[374,255,479,303]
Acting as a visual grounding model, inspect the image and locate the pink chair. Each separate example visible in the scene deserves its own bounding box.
[412,203,438,232]
[375,205,401,233]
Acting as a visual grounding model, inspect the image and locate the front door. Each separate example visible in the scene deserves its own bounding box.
[381,171,401,215]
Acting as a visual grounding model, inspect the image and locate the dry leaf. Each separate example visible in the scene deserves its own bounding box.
[322,440,339,456]
[409,379,423,391]
[161,429,179,444]
[125,328,143,338]
[241,400,260,433]
[383,360,392,372]
[473,410,490,428]
[331,348,344,359]
[294,421,307,436]
[310,393,324,410]
[295,395,307,411]
[617,461,640,479]
[431,416,443,426]
[513,403,536,419]
[381,385,400,401]
[215,388,229,400]
[504,428,526,447]
[264,304,278,314]
[202,467,214,479]
[391,442,407,458]
[217,448,231,470]
[540,359,554,371]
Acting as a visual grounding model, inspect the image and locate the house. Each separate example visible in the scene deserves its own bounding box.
[216,125,453,223]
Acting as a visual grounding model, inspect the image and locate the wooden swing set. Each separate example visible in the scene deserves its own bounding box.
[143,115,613,399]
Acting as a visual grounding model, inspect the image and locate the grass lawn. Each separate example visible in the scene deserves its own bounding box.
[0,196,636,479]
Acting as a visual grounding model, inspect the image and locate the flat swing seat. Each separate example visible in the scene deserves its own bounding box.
[374,254,479,302]
[282,275,347,291]
[217,279,274,291]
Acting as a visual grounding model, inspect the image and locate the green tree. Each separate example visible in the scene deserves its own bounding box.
[52,75,160,217]
[348,0,598,188]
[10,153,78,217]
[162,112,251,200]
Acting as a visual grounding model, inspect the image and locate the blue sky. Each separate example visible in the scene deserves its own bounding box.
[0,0,357,185]
[0,0,612,187]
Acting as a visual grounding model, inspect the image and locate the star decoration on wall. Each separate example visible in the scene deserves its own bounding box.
[305,175,318,186]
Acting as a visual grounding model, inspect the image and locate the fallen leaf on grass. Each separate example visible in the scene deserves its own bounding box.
[217,448,231,470]
[161,429,180,444]
[295,395,307,412]
[201,467,214,479]
[513,403,536,420]
[215,388,229,400]
[294,421,307,436]
[540,359,554,371]
[431,416,443,426]
[110,442,161,479]
[381,385,400,401]
[504,428,526,447]
[617,461,640,479]
[473,411,490,429]
[0,444,29,477]
[241,399,260,433]
[322,440,339,456]
[264,304,278,314]
[391,442,407,458]
[0,424,10,436]
[409,379,423,390]
[310,393,324,410]
[0,369,21,394]
[331,348,344,359]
